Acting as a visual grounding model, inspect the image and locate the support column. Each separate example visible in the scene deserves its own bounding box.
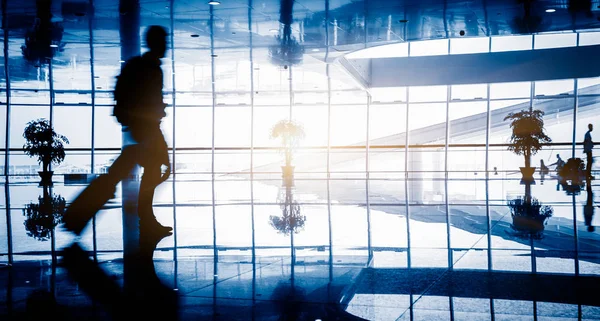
[118,0,141,289]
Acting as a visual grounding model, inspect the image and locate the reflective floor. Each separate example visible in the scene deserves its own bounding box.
[1,171,600,320]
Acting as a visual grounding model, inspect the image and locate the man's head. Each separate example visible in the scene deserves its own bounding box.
[146,25,168,58]
[557,154,561,159]
[589,123,594,132]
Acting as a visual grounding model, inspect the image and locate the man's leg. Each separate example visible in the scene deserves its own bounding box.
[138,163,171,232]
[135,124,172,233]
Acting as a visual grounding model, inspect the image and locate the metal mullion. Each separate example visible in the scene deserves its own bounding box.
[325,0,333,282]
[2,0,12,265]
[573,32,580,276]
[445,41,452,269]
[248,0,257,308]
[366,93,372,260]
[209,3,218,267]
[405,39,411,269]
[169,0,178,286]
[486,36,492,271]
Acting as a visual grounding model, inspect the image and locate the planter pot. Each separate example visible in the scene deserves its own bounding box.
[38,171,54,187]
[519,166,536,182]
[512,215,545,233]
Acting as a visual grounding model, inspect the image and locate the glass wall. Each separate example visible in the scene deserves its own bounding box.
[0,1,599,278]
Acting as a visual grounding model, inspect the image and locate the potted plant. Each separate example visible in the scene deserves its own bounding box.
[23,118,69,186]
[270,119,305,182]
[504,109,551,181]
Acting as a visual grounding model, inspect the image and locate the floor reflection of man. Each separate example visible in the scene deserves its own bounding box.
[585,181,595,232]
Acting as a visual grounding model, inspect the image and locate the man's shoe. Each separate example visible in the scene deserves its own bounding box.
[140,220,173,236]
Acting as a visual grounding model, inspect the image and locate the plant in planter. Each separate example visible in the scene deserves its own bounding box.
[504,109,551,181]
[270,119,305,171]
[23,118,69,186]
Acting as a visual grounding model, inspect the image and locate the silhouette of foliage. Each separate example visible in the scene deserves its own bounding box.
[508,196,553,239]
[23,118,69,172]
[268,34,305,67]
[269,0,304,67]
[21,0,65,67]
[269,200,306,236]
[23,194,66,241]
[504,109,551,168]
[270,120,305,166]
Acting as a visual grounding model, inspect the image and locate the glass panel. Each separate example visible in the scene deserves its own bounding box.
[370,87,407,103]
[491,35,532,52]
[534,79,574,96]
[93,106,122,149]
[451,84,487,100]
[53,106,92,148]
[534,33,577,49]
[490,81,531,99]
[10,105,50,149]
[214,106,251,147]
[331,105,367,146]
[174,106,212,148]
[450,37,490,54]
[409,86,447,103]
[293,104,328,147]
[579,31,600,46]
[409,39,449,57]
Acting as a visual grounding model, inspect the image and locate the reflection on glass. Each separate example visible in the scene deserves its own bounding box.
[507,181,553,239]
[23,188,66,242]
[21,0,65,67]
[585,181,596,232]
[558,157,586,195]
[269,0,304,67]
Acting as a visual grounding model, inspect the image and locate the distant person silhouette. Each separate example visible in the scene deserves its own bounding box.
[63,25,172,236]
[549,154,565,172]
[585,180,595,232]
[539,159,549,182]
[584,123,594,180]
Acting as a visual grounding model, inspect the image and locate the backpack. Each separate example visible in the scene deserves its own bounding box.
[112,56,144,126]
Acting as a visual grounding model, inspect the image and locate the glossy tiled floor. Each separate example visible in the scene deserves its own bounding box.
[1,172,600,320]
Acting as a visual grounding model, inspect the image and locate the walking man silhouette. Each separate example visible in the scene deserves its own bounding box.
[63,25,172,236]
[584,123,594,180]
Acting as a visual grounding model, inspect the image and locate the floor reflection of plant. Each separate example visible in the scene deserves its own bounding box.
[508,196,553,240]
[270,199,306,236]
[23,193,66,241]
